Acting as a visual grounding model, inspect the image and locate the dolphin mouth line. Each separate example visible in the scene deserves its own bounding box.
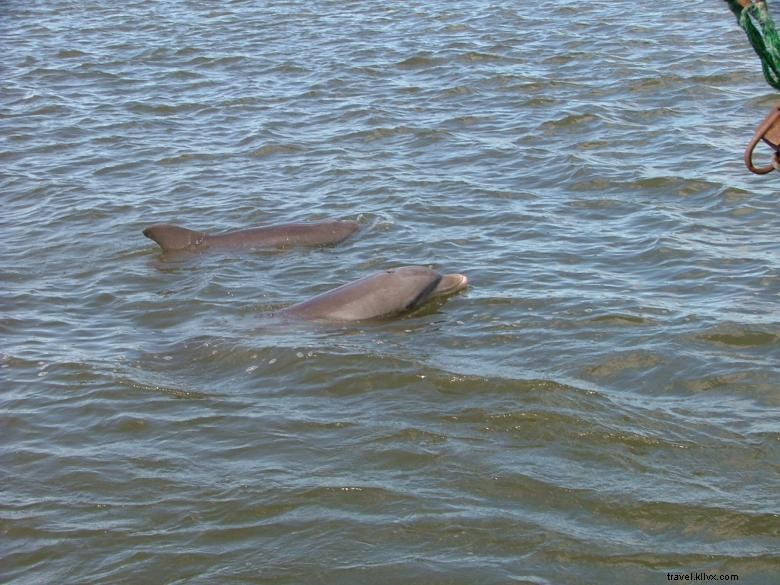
[405,274,444,310]
[404,272,468,311]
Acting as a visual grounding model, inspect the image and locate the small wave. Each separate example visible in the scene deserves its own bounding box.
[581,351,663,380]
[457,51,504,63]
[249,143,303,158]
[93,160,146,176]
[695,324,779,348]
[540,112,599,132]
[155,152,220,165]
[189,54,247,69]
[56,49,88,59]
[394,55,440,69]
[343,126,451,144]
[440,84,476,97]
[125,101,209,116]
[587,313,652,326]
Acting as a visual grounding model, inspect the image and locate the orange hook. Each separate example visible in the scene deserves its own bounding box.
[744,103,780,174]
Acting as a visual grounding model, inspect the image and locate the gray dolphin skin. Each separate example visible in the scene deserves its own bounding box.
[143,220,360,252]
[279,266,468,321]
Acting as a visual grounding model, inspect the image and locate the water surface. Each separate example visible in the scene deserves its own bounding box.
[2,1,779,583]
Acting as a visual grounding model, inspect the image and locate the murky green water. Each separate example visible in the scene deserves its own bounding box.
[2,1,778,583]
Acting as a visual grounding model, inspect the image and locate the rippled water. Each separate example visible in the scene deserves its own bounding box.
[2,1,779,583]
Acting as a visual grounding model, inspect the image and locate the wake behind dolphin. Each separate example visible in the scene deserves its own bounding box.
[278,266,468,321]
[143,220,359,252]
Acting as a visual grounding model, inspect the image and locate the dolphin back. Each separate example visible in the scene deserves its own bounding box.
[143,220,359,252]
[210,221,359,248]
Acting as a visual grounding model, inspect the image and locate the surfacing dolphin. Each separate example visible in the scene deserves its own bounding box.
[143,220,359,252]
[279,266,468,321]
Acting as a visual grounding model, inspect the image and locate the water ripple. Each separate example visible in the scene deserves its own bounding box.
[2,1,779,583]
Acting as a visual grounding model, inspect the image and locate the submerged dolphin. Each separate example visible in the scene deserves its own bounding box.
[279,266,468,321]
[143,220,359,252]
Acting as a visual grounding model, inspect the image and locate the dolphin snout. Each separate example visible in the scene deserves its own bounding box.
[436,273,469,295]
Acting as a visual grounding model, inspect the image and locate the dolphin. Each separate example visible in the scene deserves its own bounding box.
[279,266,468,321]
[143,220,359,252]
